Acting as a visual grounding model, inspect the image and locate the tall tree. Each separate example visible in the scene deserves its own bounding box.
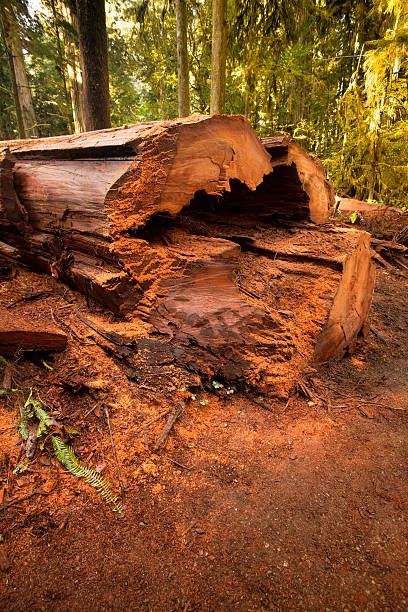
[48,0,73,132]
[210,0,227,113]
[59,0,85,132]
[75,0,110,130]
[0,0,38,138]
[175,0,190,116]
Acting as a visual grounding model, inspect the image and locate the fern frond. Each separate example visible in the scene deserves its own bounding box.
[18,404,30,440]
[52,436,122,512]
[33,404,53,427]
[13,457,30,474]
[36,420,48,438]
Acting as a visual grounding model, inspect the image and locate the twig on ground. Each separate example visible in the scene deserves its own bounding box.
[167,457,193,470]
[283,397,292,412]
[0,490,51,510]
[82,403,99,419]
[369,325,392,343]
[135,409,172,434]
[154,403,185,450]
[7,291,52,308]
[318,383,360,400]
[103,405,125,499]
[144,429,149,450]
[181,520,197,537]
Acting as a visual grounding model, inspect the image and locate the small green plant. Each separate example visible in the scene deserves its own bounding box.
[41,360,54,371]
[15,389,122,513]
[212,380,235,396]
[52,436,122,513]
[212,381,224,389]
[13,457,30,474]
[349,211,358,224]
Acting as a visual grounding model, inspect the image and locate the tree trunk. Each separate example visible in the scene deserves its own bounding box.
[0,3,38,139]
[59,1,86,133]
[210,0,227,114]
[175,0,190,117]
[0,9,24,138]
[75,0,111,131]
[0,116,374,396]
[50,0,74,134]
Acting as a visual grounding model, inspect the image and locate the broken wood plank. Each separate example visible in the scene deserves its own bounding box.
[0,307,67,354]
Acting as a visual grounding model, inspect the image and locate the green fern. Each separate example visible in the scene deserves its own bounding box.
[52,435,122,513]
[18,404,30,440]
[13,457,30,474]
[33,403,53,432]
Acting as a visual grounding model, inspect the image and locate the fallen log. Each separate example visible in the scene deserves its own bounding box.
[335,197,403,215]
[0,116,374,395]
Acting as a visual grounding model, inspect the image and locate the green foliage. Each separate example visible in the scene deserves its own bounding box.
[18,403,30,439]
[17,387,54,438]
[52,435,122,513]
[14,388,122,513]
[13,457,30,474]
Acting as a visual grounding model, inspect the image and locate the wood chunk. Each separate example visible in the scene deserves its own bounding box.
[0,307,67,354]
[146,226,374,396]
[154,403,184,449]
[313,230,375,362]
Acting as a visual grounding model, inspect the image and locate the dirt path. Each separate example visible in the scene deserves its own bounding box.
[0,266,407,611]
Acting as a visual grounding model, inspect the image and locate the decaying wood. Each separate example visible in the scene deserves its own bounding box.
[335,197,403,215]
[25,424,38,459]
[0,117,375,396]
[0,307,67,354]
[7,291,52,308]
[154,403,184,449]
[0,542,9,571]
[261,135,335,224]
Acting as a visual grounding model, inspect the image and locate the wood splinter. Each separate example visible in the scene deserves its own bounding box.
[154,402,185,450]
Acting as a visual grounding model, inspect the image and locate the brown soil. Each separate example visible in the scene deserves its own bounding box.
[0,257,407,611]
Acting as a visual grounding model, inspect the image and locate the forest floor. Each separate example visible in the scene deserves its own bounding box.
[0,245,407,611]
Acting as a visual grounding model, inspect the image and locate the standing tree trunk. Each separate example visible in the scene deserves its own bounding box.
[59,0,85,133]
[210,0,227,114]
[75,0,111,131]
[50,0,73,133]
[0,3,38,138]
[175,0,190,117]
